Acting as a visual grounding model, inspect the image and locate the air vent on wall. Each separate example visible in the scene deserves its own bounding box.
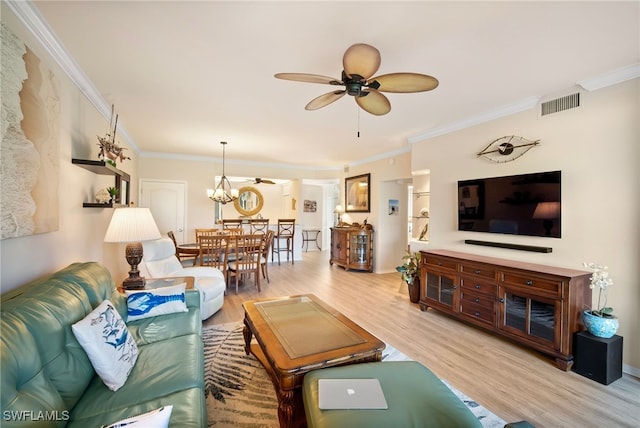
[540,92,580,116]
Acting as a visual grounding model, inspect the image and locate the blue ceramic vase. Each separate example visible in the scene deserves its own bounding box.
[582,310,619,339]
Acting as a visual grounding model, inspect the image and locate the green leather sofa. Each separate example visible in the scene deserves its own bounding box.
[1,262,206,427]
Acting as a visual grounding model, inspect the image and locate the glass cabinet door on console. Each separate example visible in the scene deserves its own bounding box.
[498,287,562,351]
[349,233,369,267]
[423,270,458,312]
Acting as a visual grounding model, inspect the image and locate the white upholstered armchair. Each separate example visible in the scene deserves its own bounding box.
[140,237,225,320]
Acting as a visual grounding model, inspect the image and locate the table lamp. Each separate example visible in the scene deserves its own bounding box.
[334,204,344,226]
[104,207,161,289]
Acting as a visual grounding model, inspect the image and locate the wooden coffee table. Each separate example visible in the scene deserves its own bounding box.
[242,294,385,428]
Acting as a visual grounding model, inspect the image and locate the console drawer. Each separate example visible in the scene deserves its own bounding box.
[500,272,562,297]
[460,277,497,296]
[460,300,495,325]
[460,288,495,311]
[423,255,457,271]
[459,263,497,280]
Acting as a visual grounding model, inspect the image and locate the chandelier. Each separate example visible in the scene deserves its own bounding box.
[207,141,239,204]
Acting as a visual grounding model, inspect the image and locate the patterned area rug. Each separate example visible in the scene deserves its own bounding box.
[204,322,506,427]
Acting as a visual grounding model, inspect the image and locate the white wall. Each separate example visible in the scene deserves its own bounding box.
[338,152,413,273]
[1,9,133,290]
[411,79,640,371]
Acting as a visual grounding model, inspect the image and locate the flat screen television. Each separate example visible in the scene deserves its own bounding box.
[458,170,561,238]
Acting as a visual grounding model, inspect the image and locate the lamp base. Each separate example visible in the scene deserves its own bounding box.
[123,241,145,289]
[122,275,146,290]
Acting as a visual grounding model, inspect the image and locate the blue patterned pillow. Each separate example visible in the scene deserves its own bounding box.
[126,283,188,321]
[72,299,138,391]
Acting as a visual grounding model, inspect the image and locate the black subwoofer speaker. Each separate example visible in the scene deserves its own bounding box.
[573,331,623,385]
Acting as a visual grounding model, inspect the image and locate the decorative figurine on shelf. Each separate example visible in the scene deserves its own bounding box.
[98,105,130,166]
[95,188,111,204]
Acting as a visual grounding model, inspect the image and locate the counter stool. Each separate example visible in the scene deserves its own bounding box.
[272,219,295,265]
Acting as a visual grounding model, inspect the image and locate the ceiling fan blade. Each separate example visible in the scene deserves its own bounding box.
[254,178,276,185]
[305,90,346,110]
[356,90,391,116]
[343,43,381,80]
[274,73,340,85]
[372,73,439,93]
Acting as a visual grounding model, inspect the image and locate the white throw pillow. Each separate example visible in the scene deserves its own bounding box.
[126,283,188,321]
[101,405,173,428]
[72,299,138,391]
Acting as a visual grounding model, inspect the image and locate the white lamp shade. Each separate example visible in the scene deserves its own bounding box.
[104,207,162,243]
[334,204,345,213]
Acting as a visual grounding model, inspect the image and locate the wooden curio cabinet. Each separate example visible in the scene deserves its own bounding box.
[330,227,374,272]
[419,249,591,371]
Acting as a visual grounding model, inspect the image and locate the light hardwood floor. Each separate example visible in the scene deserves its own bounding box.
[204,250,640,427]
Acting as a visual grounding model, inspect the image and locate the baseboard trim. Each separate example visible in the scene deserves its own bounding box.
[464,239,552,253]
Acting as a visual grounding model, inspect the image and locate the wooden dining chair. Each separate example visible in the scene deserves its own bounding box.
[168,230,198,265]
[227,233,263,293]
[272,219,296,265]
[259,229,275,284]
[198,235,229,285]
[194,228,219,265]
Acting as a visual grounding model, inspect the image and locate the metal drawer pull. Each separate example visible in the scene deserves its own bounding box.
[475,269,481,274]
[437,262,442,266]
[474,298,480,303]
[474,284,481,289]
[499,298,505,303]
[475,312,481,317]
[526,280,533,286]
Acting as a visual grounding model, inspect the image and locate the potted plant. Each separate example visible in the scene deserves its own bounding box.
[396,250,421,303]
[106,186,120,203]
[582,262,618,338]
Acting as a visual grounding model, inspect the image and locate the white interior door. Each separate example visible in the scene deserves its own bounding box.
[139,180,187,243]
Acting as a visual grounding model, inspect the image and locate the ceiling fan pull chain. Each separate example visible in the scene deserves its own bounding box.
[357,105,360,138]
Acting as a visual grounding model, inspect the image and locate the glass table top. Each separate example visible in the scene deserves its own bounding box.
[255,296,366,358]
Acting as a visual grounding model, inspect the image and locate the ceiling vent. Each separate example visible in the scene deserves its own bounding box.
[540,92,580,116]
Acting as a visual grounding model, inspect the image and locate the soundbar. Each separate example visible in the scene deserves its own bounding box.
[464,239,552,253]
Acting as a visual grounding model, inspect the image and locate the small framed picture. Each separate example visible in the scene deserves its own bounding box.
[345,173,370,213]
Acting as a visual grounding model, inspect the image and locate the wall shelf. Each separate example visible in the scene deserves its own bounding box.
[72,158,131,207]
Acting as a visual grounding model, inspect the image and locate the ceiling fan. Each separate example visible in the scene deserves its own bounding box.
[250,178,275,185]
[275,43,438,116]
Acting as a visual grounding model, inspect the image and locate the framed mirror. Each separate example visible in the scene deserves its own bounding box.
[234,186,264,217]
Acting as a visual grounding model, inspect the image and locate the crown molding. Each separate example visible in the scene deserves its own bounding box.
[408,96,541,144]
[409,63,640,144]
[5,0,139,153]
[139,151,343,171]
[578,63,640,91]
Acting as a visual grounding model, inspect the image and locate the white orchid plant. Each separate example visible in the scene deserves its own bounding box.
[583,262,614,318]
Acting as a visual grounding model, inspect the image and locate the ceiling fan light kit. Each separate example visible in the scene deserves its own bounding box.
[275,43,438,116]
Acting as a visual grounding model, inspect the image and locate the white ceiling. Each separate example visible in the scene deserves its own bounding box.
[24,1,640,170]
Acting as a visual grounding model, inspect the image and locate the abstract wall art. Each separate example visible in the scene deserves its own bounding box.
[1,23,60,240]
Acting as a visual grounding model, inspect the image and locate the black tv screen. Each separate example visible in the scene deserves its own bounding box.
[458,171,561,238]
